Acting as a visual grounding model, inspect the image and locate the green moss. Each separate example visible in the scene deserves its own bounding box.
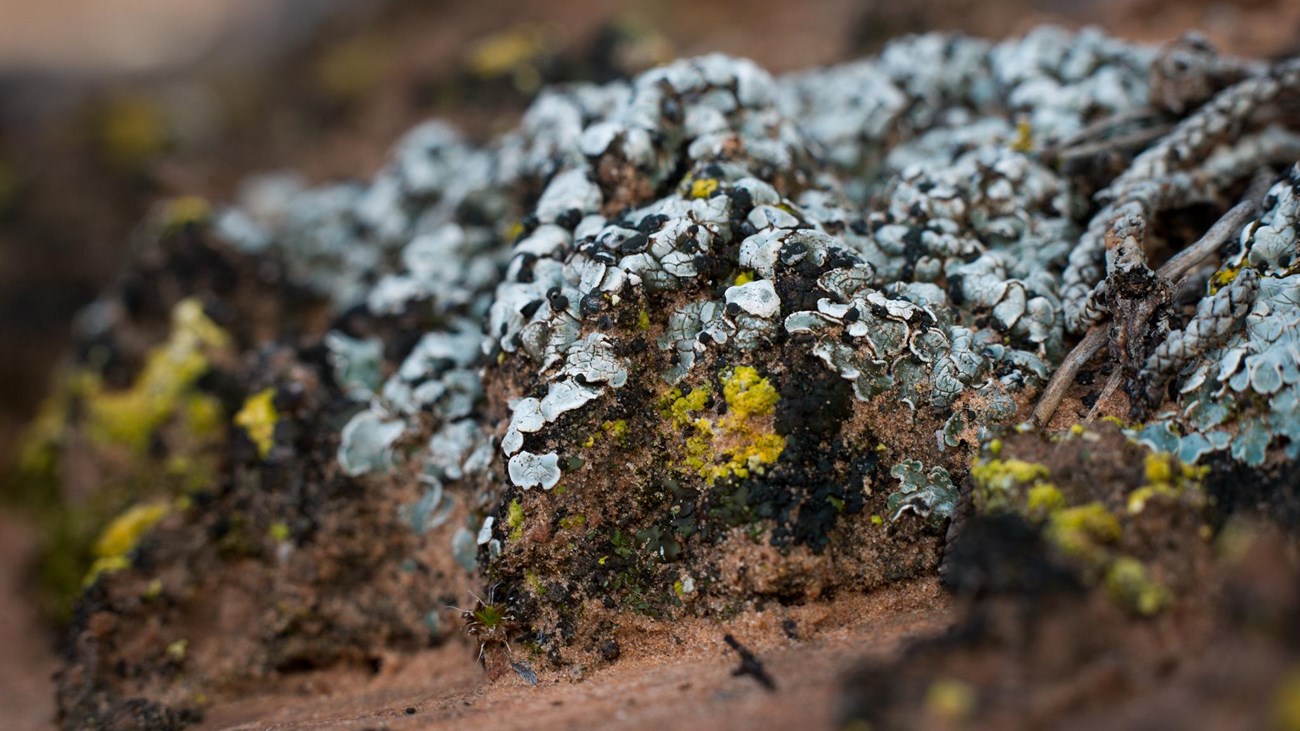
[507,498,525,541]
[473,600,506,630]
[558,514,587,531]
[524,570,546,595]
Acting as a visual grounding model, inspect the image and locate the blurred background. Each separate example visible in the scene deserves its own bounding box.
[0,0,1297,727]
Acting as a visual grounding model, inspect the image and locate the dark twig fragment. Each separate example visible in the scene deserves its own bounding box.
[724,634,776,692]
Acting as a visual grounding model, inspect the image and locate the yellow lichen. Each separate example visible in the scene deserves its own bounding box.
[689,177,719,199]
[1273,669,1300,731]
[166,638,189,662]
[971,459,1050,489]
[924,678,977,724]
[602,419,629,444]
[87,298,230,453]
[1046,502,1121,564]
[14,371,92,476]
[667,386,711,426]
[1209,264,1241,295]
[1131,452,1206,513]
[1010,118,1034,153]
[970,458,1052,513]
[94,502,170,559]
[314,34,392,99]
[235,388,279,458]
[1144,452,1174,484]
[721,366,780,420]
[465,26,548,92]
[184,394,224,440]
[85,502,171,584]
[733,270,754,286]
[100,95,166,170]
[1104,556,1169,616]
[637,309,651,331]
[671,367,785,485]
[84,556,131,586]
[160,196,212,233]
[269,522,291,542]
[1025,483,1065,515]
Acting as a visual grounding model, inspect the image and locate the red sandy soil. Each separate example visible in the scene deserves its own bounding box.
[201,580,948,731]
[0,516,61,731]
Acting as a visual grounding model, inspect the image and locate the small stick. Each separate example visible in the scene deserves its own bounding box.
[1031,325,1107,427]
[1156,200,1255,282]
[724,634,776,692]
[1054,124,1175,165]
[1048,108,1163,153]
[1033,198,1257,427]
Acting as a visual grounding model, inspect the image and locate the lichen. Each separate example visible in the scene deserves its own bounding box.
[970,458,1052,513]
[1044,502,1122,565]
[86,298,230,453]
[1104,556,1169,616]
[86,502,171,585]
[234,388,279,458]
[887,460,958,527]
[674,367,785,485]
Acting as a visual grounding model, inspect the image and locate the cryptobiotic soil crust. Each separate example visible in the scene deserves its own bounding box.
[17,24,1300,730]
